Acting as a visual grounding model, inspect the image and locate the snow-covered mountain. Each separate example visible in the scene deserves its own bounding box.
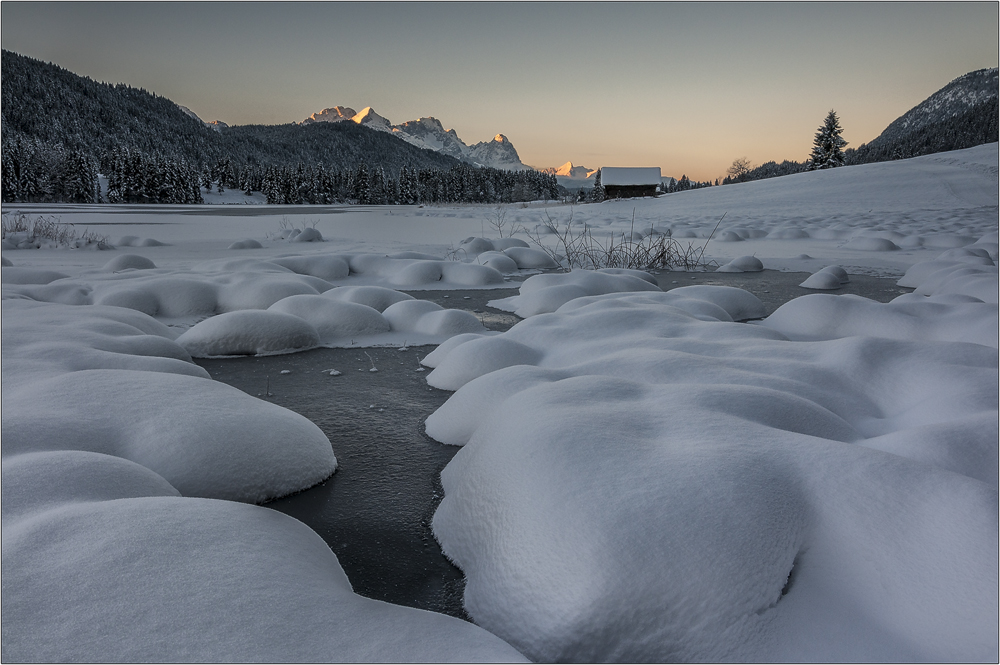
[177,105,227,133]
[301,106,530,170]
[873,67,998,146]
[302,106,358,124]
[538,161,597,180]
[537,161,600,187]
[468,134,525,171]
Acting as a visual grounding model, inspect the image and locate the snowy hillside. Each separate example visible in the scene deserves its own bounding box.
[302,106,530,171]
[875,67,998,145]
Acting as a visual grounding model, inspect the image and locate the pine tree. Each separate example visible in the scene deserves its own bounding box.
[591,168,604,202]
[808,110,848,170]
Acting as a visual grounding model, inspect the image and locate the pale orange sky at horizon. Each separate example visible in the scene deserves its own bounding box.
[3,2,997,181]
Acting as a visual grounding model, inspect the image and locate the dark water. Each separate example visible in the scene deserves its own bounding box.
[195,288,520,621]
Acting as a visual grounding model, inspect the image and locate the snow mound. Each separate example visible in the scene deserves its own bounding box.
[1,255,12,266]
[176,310,320,357]
[816,265,850,283]
[424,288,998,662]
[2,369,336,502]
[761,293,998,347]
[458,237,495,255]
[1,267,69,285]
[271,254,350,280]
[323,285,415,312]
[94,277,219,318]
[799,271,843,290]
[216,273,325,311]
[1,299,203,382]
[489,269,662,317]
[3,281,93,306]
[348,253,504,287]
[102,254,157,271]
[491,238,530,250]
[420,332,492,369]
[898,252,999,303]
[383,299,487,336]
[427,336,543,390]
[289,227,323,242]
[716,255,764,272]
[844,236,900,251]
[476,251,519,274]
[268,295,390,343]
[502,246,559,269]
[228,238,263,250]
[2,491,526,663]
[118,235,168,247]
[456,238,552,269]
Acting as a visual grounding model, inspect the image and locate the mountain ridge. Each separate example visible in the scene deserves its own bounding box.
[301,106,529,171]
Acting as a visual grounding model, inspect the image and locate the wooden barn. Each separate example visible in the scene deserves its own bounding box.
[600,167,662,198]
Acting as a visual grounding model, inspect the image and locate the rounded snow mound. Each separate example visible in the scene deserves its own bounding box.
[716,255,764,272]
[348,254,504,288]
[898,255,999,303]
[2,267,70,285]
[502,247,558,269]
[1,494,527,663]
[490,269,661,318]
[118,236,168,247]
[491,238,530,251]
[2,255,12,266]
[3,282,93,306]
[176,310,320,357]
[762,292,998,348]
[103,254,157,272]
[844,236,900,251]
[271,255,350,281]
[268,295,390,343]
[227,239,263,250]
[288,227,323,243]
[427,337,543,390]
[458,237,495,255]
[323,285,415,312]
[799,272,843,290]
[383,299,486,336]
[216,273,323,311]
[2,369,336,502]
[815,265,849,283]
[476,251,519,274]
[94,278,219,318]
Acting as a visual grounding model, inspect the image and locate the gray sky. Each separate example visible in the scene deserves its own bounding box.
[3,2,997,180]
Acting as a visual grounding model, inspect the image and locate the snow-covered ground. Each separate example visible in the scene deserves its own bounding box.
[2,144,997,661]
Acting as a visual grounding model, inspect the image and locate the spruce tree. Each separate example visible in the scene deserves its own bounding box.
[591,168,604,202]
[808,110,848,170]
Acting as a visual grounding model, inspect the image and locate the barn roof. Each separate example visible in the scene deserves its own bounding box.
[600,167,662,187]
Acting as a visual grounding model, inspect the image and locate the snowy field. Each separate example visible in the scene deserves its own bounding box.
[2,144,998,662]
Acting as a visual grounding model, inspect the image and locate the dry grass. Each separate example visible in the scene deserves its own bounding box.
[524,209,724,272]
[1,212,113,249]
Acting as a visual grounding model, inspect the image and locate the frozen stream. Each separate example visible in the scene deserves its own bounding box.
[195,271,913,622]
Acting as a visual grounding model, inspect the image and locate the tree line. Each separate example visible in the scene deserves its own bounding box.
[1,137,559,205]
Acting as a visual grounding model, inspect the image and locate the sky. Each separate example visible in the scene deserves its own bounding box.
[2,2,998,181]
